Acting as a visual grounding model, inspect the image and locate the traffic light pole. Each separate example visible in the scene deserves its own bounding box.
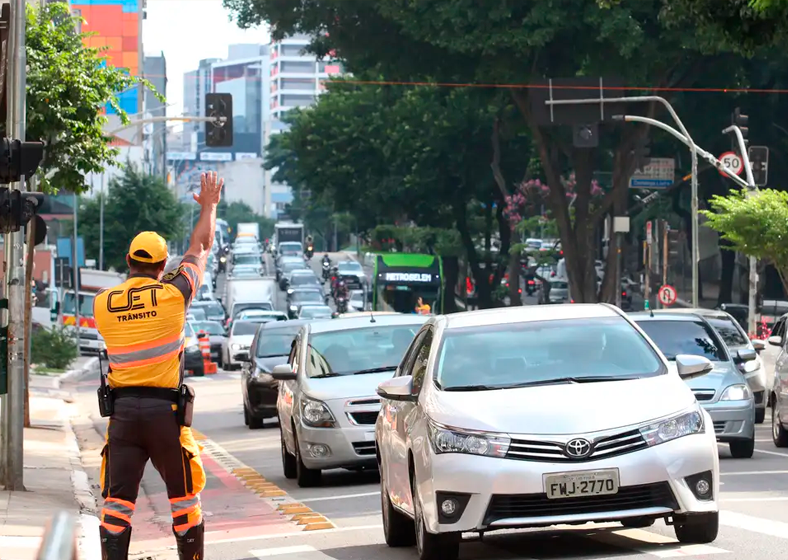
[723,125,759,338]
[2,0,28,491]
[107,116,225,136]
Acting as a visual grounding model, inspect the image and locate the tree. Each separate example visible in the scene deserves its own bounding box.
[79,165,185,271]
[25,2,159,194]
[218,200,275,241]
[702,188,788,295]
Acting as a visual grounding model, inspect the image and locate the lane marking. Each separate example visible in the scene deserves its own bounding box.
[722,496,788,502]
[721,470,788,476]
[720,510,788,539]
[590,527,730,558]
[300,491,380,503]
[191,428,336,532]
[204,523,383,547]
[250,545,317,557]
[717,442,788,458]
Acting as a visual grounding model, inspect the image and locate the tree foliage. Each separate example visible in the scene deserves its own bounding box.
[218,200,275,241]
[25,2,159,194]
[79,165,184,271]
[702,188,788,294]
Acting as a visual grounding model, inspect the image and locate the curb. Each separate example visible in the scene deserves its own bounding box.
[58,357,101,389]
[63,402,101,560]
[191,429,336,531]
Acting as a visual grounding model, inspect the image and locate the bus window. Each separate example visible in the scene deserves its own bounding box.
[62,292,96,317]
[378,284,440,314]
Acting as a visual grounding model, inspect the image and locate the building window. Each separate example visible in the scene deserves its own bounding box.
[280,78,314,91]
[281,61,315,74]
[281,44,305,56]
[281,94,316,108]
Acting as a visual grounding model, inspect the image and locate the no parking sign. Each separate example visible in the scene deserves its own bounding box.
[658,285,677,306]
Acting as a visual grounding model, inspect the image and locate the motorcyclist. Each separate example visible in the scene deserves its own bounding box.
[322,254,331,265]
[330,266,340,294]
[335,279,349,311]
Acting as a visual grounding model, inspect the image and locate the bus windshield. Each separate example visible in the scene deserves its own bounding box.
[62,292,95,317]
[377,284,439,314]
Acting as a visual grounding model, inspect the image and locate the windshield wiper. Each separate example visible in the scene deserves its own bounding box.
[311,372,343,378]
[443,384,502,392]
[349,366,397,375]
[258,354,287,358]
[505,375,641,388]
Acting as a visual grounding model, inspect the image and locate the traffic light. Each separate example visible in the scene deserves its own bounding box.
[748,146,769,186]
[632,137,651,172]
[0,138,45,184]
[0,189,46,236]
[732,108,748,154]
[205,93,233,147]
[573,124,598,148]
[667,227,681,259]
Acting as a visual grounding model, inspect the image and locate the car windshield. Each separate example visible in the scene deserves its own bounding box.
[338,262,363,273]
[185,322,196,338]
[62,292,95,317]
[551,281,569,290]
[193,322,224,336]
[256,332,299,357]
[232,321,260,336]
[707,316,749,348]
[435,317,663,391]
[283,263,307,273]
[234,255,259,265]
[242,310,283,319]
[280,242,303,252]
[306,324,420,377]
[233,302,274,317]
[188,308,207,320]
[292,291,323,303]
[635,320,727,362]
[291,274,319,286]
[193,302,224,317]
[300,306,332,318]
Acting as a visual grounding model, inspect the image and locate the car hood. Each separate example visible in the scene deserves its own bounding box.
[208,335,225,345]
[666,361,745,391]
[229,335,254,346]
[425,374,696,435]
[254,355,289,373]
[304,371,394,401]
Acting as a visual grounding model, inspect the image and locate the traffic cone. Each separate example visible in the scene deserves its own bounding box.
[198,331,217,374]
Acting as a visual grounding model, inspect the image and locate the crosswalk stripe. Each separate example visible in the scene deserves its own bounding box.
[720,510,788,540]
[250,545,318,557]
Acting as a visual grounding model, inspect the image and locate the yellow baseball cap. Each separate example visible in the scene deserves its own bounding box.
[128,231,168,263]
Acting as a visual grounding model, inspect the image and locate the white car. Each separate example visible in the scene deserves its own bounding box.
[375,304,720,560]
[222,320,263,370]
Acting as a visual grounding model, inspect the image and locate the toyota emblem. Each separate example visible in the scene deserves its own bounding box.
[564,438,592,458]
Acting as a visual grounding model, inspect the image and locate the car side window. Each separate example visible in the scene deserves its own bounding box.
[288,336,299,369]
[409,328,434,395]
[397,331,426,377]
[772,318,786,343]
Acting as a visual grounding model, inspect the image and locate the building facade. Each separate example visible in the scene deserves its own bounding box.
[143,52,167,177]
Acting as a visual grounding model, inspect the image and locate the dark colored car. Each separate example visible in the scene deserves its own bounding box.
[191,300,226,323]
[241,320,310,429]
[184,322,205,377]
[278,261,308,288]
[191,320,227,365]
[286,288,325,318]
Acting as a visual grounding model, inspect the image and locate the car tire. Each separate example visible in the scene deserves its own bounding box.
[755,407,766,424]
[281,431,297,479]
[772,402,788,447]
[412,473,459,560]
[294,430,321,487]
[243,405,250,426]
[218,354,224,369]
[381,470,415,547]
[246,405,264,430]
[674,512,719,544]
[193,366,205,377]
[729,437,755,459]
[620,517,655,528]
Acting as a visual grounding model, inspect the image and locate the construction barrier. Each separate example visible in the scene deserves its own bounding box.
[198,331,217,374]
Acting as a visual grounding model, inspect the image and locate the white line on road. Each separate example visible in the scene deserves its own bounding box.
[721,470,788,476]
[718,442,788,458]
[722,496,788,502]
[205,524,384,547]
[720,510,788,539]
[300,491,380,503]
[250,545,317,557]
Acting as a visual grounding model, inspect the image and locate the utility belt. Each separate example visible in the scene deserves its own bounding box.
[97,351,195,426]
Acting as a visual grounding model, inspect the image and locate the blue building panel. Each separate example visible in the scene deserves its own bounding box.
[271,191,293,204]
[77,0,139,12]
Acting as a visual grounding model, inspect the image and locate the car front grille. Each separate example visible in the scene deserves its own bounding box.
[484,482,677,525]
[352,441,376,456]
[348,411,379,425]
[713,421,726,434]
[692,389,716,402]
[507,428,648,463]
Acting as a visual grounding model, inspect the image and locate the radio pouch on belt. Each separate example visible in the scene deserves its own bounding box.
[97,349,115,418]
[176,384,196,427]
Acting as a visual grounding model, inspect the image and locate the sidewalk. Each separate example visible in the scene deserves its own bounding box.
[0,396,99,560]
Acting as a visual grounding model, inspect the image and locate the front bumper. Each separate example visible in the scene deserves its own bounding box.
[701,399,755,442]
[297,422,378,470]
[245,378,278,419]
[227,347,250,367]
[416,430,719,534]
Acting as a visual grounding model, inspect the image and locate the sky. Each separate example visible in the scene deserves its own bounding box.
[143,0,270,120]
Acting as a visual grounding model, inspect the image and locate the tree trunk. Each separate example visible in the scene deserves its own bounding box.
[598,149,632,303]
[456,202,493,308]
[442,255,459,313]
[717,238,735,305]
[23,218,35,429]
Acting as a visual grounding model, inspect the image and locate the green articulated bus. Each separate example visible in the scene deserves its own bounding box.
[372,253,444,314]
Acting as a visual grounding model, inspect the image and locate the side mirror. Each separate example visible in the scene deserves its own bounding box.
[271,363,297,380]
[769,335,783,347]
[751,339,766,352]
[735,348,757,363]
[376,375,416,401]
[197,332,208,339]
[675,354,714,380]
[236,351,250,362]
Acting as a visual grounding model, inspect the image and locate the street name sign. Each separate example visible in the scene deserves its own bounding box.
[630,158,675,189]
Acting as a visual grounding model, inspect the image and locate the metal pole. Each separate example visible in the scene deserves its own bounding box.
[614,231,622,308]
[662,221,669,295]
[72,194,80,354]
[98,173,104,270]
[4,0,27,490]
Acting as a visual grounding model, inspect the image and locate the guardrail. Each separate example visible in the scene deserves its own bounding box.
[36,511,78,560]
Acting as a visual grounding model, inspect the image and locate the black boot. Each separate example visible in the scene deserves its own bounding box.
[100,525,132,560]
[174,522,204,560]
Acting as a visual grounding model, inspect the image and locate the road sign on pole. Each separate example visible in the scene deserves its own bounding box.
[719,151,743,177]
[748,146,769,186]
[646,221,652,245]
[658,284,677,306]
[629,157,675,188]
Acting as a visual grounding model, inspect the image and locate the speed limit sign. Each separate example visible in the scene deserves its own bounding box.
[719,151,743,177]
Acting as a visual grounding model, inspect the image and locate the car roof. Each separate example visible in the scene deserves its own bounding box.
[291,287,322,293]
[260,319,310,332]
[437,303,621,330]
[307,313,428,334]
[652,308,734,320]
[629,311,708,322]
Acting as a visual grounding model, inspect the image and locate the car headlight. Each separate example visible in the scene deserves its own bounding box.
[639,407,704,447]
[231,343,240,351]
[185,337,198,348]
[720,383,752,401]
[300,398,335,427]
[427,421,510,457]
[289,305,297,311]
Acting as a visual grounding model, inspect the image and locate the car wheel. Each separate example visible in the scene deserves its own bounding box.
[247,406,264,430]
[281,429,297,479]
[620,517,655,528]
[755,407,766,424]
[193,366,205,377]
[294,430,321,487]
[217,354,224,369]
[243,404,250,426]
[381,469,415,547]
[772,402,788,447]
[673,511,719,544]
[729,437,755,459]
[412,473,459,560]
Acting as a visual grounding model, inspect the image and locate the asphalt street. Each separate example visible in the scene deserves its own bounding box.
[65,252,788,560]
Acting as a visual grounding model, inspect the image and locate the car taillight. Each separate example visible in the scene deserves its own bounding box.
[622,291,627,297]
[570,299,575,303]
[551,271,556,277]
[518,288,522,294]
[527,280,535,285]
